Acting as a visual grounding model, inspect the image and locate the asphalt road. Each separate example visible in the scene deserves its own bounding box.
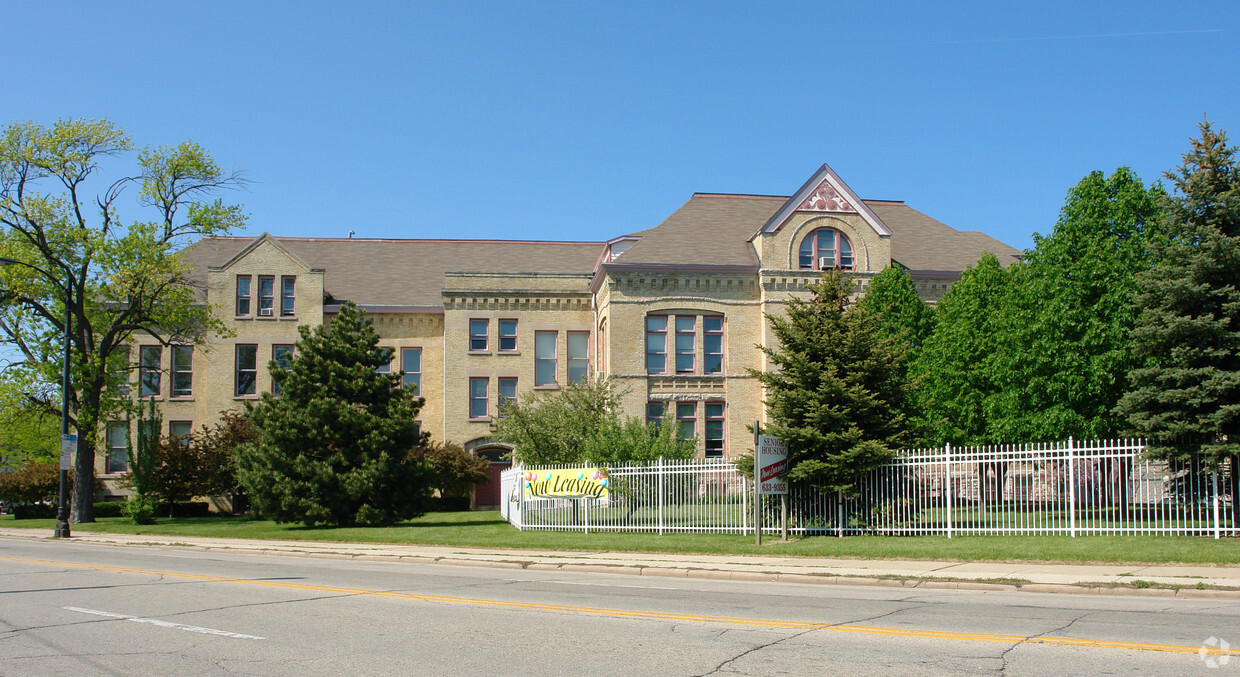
[1,539,1237,676]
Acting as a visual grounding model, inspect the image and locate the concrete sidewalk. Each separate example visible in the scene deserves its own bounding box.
[2,527,1238,598]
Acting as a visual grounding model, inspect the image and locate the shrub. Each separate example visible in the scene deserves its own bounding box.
[124,495,157,525]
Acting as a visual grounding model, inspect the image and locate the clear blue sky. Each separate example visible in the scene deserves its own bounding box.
[6,1,1238,252]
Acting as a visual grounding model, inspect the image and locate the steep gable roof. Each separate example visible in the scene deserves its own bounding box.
[754,164,893,238]
[608,194,1020,272]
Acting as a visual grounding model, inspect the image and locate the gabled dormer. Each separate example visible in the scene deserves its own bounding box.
[750,164,892,273]
[206,232,327,326]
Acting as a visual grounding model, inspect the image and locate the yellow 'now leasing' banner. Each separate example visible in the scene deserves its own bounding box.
[523,469,609,499]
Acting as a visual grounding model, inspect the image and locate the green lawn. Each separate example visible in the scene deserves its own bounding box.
[2,511,1237,565]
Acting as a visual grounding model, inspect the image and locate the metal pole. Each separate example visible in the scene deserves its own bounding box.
[55,274,71,538]
[753,420,761,546]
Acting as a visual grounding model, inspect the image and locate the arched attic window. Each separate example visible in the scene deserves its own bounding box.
[798,228,854,271]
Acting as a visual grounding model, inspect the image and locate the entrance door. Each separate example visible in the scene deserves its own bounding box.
[473,447,511,509]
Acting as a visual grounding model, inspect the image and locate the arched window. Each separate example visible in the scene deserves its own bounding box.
[798,228,854,270]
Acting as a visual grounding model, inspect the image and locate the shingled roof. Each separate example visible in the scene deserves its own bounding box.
[181,237,606,308]
[181,193,1019,307]
[611,194,1021,273]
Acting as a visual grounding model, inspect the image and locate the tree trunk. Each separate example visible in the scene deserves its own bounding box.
[70,394,100,523]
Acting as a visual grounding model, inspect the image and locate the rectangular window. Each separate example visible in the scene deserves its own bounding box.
[169,421,193,446]
[675,316,695,374]
[567,331,589,384]
[704,402,725,457]
[401,347,422,395]
[272,344,295,395]
[281,275,296,316]
[236,275,251,316]
[170,346,193,398]
[535,331,557,386]
[469,377,489,418]
[646,401,666,426]
[110,346,131,398]
[498,319,518,352]
[235,344,257,396]
[375,347,392,375]
[469,319,489,351]
[258,275,275,316]
[676,402,696,441]
[106,422,128,473]
[704,316,724,375]
[599,324,606,375]
[138,420,159,453]
[646,316,667,375]
[139,346,161,398]
[498,377,517,416]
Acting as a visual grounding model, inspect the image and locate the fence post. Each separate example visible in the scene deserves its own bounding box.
[517,465,525,531]
[1213,471,1221,540]
[658,457,665,536]
[584,496,590,535]
[741,473,748,535]
[1067,437,1076,538]
[836,490,843,537]
[945,442,953,539]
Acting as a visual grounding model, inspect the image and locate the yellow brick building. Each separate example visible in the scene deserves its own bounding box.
[101,165,1019,506]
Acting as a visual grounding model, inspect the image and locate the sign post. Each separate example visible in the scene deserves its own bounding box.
[753,422,789,545]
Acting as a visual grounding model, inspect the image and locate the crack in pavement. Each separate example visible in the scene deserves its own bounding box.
[996,610,1096,675]
[693,626,820,676]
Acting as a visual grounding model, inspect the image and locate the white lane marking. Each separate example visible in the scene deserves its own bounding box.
[504,579,679,591]
[63,606,265,640]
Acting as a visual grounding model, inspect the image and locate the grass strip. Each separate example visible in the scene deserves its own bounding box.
[3,511,1238,565]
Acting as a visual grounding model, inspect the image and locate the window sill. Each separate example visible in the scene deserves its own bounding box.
[169,396,195,402]
[497,350,521,356]
[532,384,559,390]
[233,395,259,400]
[468,417,492,423]
[468,350,492,356]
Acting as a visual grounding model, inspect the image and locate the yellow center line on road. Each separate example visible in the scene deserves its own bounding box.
[4,554,1235,658]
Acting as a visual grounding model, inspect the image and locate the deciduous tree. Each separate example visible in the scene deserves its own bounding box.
[0,118,246,522]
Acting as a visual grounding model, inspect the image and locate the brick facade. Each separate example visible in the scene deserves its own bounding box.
[101,165,1021,498]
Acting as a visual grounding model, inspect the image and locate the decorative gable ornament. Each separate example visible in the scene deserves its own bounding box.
[753,163,892,239]
[797,181,856,213]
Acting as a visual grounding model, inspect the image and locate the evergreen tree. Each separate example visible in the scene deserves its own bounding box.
[997,168,1167,441]
[752,271,912,494]
[911,253,1017,444]
[236,302,433,526]
[1117,120,1240,496]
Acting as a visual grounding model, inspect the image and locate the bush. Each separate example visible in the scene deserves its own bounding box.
[12,503,56,519]
[159,501,211,517]
[411,441,489,500]
[0,460,59,504]
[92,501,127,518]
[124,495,157,525]
[427,495,472,512]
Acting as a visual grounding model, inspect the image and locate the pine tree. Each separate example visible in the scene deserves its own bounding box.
[1118,120,1240,504]
[752,270,912,494]
[236,302,433,526]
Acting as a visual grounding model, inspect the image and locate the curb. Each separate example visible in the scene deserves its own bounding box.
[5,531,1239,600]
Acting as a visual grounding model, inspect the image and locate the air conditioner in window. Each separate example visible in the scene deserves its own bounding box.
[818,256,834,270]
[259,308,273,317]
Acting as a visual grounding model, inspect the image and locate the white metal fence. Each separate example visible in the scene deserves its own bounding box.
[499,439,1238,538]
